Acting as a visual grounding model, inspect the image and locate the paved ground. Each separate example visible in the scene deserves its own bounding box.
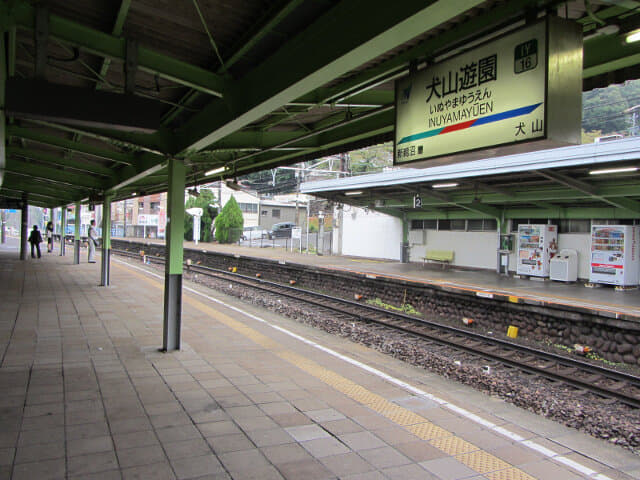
[1,245,639,479]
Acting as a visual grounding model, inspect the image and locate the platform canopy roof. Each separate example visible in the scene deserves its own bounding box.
[1,0,640,208]
[302,137,640,220]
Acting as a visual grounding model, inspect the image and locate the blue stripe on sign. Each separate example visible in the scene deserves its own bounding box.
[397,102,543,145]
[397,127,444,145]
[472,102,543,126]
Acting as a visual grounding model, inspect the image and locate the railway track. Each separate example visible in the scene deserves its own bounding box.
[113,249,640,409]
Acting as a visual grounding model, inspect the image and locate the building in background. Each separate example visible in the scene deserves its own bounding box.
[112,193,167,238]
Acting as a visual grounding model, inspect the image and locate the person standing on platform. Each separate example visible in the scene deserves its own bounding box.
[46,221,54,253]
[28,225,43,259]
[88,219,98,263]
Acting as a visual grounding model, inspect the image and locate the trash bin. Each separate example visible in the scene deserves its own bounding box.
[400,242,409,263]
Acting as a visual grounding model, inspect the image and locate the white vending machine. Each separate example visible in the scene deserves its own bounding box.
[517,224,558,277]
[589,225,639,286]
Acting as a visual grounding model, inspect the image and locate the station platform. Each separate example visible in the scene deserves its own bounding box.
[117,238,640,320]
[1,243,639,480]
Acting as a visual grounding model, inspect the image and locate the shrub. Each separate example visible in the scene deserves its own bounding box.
[184,189,217,242]
[214,196,243,243]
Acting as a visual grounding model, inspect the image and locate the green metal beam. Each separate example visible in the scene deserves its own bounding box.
[602,196,640,214]
[96,0,132,88]
[7,125,134,167]
[8,123,171,193]
[464,200,501,218]
[7,27,16,77]
[161,0,307,126]
[403,206,640,221]
[503,206,640,219]
[224,0,306,71]
[535,169,640,213]
[5,157,106,189]
[291,90,394,109]
[192,108,394,176]
[290,0,550,109]
[0,189,58,205]
[583,33,640,78]
[25,120,171,156]
[0,29,5,190]
[1,177,78,202]
[236,126,393,176]
[10,0,226,97]
[107,156,168,194]
[7,146,116,178]
[173,0,483,153]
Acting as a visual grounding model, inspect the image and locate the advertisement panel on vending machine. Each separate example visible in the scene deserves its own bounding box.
[516,224,558,277]
[589,225,639,286]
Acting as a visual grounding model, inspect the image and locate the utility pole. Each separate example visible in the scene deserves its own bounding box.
[0,210,5,244]
[123,198,127,237]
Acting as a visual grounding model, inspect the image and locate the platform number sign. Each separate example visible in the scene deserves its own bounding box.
[514,39,537,74]
[413,194,422,209]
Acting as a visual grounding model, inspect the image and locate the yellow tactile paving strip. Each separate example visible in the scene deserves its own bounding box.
[118,262,538,479]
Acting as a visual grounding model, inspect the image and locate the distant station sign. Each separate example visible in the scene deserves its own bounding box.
[395,18,582,166]
[138,214,159,226]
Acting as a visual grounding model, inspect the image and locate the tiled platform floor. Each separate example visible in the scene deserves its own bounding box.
[1,249,639,479]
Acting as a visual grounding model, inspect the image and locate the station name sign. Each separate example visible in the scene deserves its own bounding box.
[395,18,582,165]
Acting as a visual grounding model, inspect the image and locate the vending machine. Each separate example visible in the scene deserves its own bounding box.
[516,224,558,277]
[589,225,639,286]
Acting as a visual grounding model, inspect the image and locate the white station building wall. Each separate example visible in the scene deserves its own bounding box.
[338,207,403,260]
[410,230,498,270]
[336,208,595,279]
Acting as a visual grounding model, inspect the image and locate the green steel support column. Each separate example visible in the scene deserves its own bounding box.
[59,206,66,256]
[74,202,81,264]
[401,213,409,263]
[163,158,185,352]
[496,214,509,275]
[100,195,112,286]
[20,193,28,260]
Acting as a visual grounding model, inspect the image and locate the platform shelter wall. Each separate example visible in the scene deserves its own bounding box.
[337,207,597,279]
[411,230,497,270]
[339,207,402,260]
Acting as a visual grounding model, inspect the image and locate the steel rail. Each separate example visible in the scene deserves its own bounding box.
[111,249,640,408]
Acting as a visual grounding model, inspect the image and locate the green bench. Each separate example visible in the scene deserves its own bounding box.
[423,250,454,269]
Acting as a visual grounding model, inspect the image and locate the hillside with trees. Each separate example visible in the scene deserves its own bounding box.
[582,79,640,140]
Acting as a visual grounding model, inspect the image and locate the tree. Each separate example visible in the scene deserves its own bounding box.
[184,189,218,242]
[582,79,640,135]
[214,196,243,243]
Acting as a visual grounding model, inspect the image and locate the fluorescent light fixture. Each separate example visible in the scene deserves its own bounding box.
[344,190,363,196]
[131,192,137,196]
[589,167,638,175]
[432,182,459,188]
[625,29,640,43]
[205,166,226,176]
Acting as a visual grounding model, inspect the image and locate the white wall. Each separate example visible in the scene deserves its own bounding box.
[410,230,498,269]
[336,211,594,279]
[338,207,403,260]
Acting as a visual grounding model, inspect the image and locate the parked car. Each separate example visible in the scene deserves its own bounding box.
[268,222,296,239]
[241,225,268,241]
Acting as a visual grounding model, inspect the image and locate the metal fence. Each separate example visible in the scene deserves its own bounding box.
[236,230,333,255]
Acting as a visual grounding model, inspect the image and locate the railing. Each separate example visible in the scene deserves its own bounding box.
[237,231,333,255]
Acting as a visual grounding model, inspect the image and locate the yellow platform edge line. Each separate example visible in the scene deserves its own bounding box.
[115,262,532,479]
